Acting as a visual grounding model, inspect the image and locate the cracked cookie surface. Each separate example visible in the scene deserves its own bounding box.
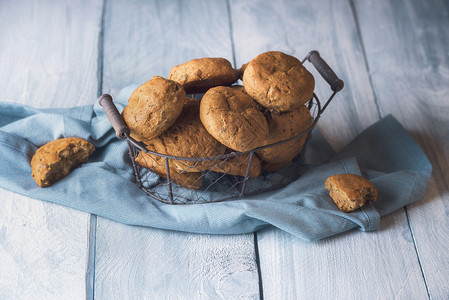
[257,105,313,171]
[169,57,238,94]
[325,174,378,212]
[199,86,268,152]
[122,76,186,141]
[243,51,315,113]
[145,98,226,172]
[31,137,95,187]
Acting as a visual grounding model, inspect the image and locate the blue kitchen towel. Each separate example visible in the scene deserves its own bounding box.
[0,87,432,241]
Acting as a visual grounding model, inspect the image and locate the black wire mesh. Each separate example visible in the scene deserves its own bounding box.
[101,51,343,205]
[125,92,329,204]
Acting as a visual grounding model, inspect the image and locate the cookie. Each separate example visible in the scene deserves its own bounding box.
[236,62,248,80]
[200,86,268,152]
[146,98,226,172]
[257,105,313,171]
[135,145,203,190]
[169,57,238,94]
[325,174,378,212]
[243,51,315,112]
[209,150,261,178]
[31,137,95,187]
[122,76,186,141]
[231,85,247,94]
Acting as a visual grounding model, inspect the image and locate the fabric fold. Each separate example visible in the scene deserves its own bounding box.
[0,90,432,241]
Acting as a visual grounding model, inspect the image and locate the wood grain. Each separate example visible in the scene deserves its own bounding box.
[230,0,428,298]
[95,219,259,299]
[257,210,427,299]
[231,0,380,151]
[0,0,103,298]
[101,0,236,98]
[353,0,449,298]
[0,0,102,107]
[2,0,447,298]
[95,0,260,298]
[0,190,90,299]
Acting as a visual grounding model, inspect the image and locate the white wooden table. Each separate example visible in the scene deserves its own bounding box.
[1,0,448,299]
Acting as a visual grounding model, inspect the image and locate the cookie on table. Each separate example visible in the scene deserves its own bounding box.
[146,97,226,172]
[243,51,315,112]
[122,76,186,141]
[135,145,203,190]
[199,86,268,152]
[257,105,313,171]
[31,137,95,187]
[169,57,238,94]
[325,174,378,212]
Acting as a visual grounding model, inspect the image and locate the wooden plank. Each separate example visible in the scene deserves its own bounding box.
[353,0,449,298]
[0,191,91,299]
[0,0,103,298]
[0,0,102,108]
[231,0,380,150]
[101,0,237,97]
[95,0,260,298]
[257,211,427,299]
[95,219,259,299]
[230,0,429,298]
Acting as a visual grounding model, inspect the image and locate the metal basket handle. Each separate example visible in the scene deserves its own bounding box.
[307,50,344,92]
[304,50,344,114]
[98,94,130,139]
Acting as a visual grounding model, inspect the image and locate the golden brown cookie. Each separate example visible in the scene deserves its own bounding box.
[199,86,268,152]
[325,174,378,212]
[122,76,186,141]
[169,57,238,94]
[243,51,315,112]
[135,146,202,190]
[31,137,95,188]
[257,105,313,171]
[208,150,261,178]
[231,85,247,94]
[236,62,248,80]
[146,98,226,172]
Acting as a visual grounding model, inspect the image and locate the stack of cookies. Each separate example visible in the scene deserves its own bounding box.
[122,51,315,190]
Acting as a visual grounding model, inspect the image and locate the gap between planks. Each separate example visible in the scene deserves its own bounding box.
[348,0,431,297]
[348,0,382,120]
[91,0,261,298]
[225,1,264,297]
[86,0,108,298]
[228,0,430,298]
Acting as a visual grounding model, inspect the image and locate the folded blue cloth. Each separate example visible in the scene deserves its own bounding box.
[0,87,432,241]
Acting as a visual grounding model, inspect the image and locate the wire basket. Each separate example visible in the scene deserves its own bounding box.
[99,50,344,204]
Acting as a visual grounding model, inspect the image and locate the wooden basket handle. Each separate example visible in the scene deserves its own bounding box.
[307,50,344,92]
[98,94,130,139]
